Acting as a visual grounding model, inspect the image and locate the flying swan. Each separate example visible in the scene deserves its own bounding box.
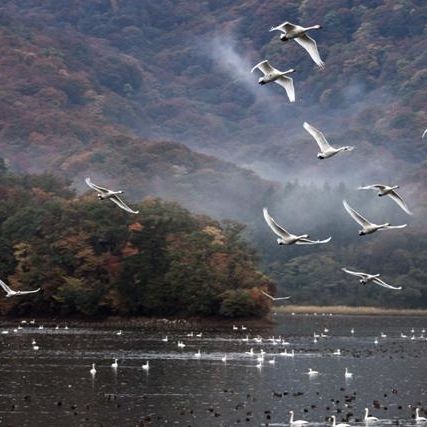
[342,268,402,290]
[342,200,406,235]
[303,122,354,159]
[270,21,324,68]
[251,60,295,102]
[358,184,412,215]
[85,177,139,214]
[263,208,331,245]
[0,279,40,298]
[261,290,291,301]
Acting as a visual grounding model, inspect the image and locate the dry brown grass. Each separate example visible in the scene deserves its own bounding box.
[273,305,427,316]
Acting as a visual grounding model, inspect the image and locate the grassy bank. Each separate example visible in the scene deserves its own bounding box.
[274,305,427,316]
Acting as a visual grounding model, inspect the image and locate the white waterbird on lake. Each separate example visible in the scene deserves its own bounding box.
[90,363,96,376]
[342,200,406,236]
[331,415,351,427]
[358,184,412,215]
[304,122,354,159]
[270,21,324,68]
[364,408,379,423]
[289,410,309,425]
[416,408,427,422]
[251,60,295,102]
[111,359,118,369]
[344,368,353,378]
[263,208,331,245]
[142,361,149,371]
[0,279,40,298]
[342,268,402,290]
[85,177,139,214]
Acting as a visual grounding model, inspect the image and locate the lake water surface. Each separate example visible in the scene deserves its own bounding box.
[0,314,426,426]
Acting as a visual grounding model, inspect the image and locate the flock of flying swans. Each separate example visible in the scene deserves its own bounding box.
[256,21,412,295]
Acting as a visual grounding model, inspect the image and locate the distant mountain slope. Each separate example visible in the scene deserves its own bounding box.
[0,1,426,308]
[1,0,425,183]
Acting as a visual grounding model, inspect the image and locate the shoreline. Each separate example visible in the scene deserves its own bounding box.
[1,305,427,330]
[273,305,427,316]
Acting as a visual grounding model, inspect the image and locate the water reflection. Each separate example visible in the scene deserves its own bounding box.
[0,314,425,426]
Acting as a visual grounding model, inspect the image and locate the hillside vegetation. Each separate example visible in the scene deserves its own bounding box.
[0,1,426,310]
[0,166,273,318]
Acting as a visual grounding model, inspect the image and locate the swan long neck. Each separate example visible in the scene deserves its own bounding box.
[305,25,321,31]
[290,412,294,423]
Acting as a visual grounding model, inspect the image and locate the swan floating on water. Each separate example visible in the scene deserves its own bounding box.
[416,408,427,422]
[343,200,407,236]
[251,60,296,102]
[270,22,324,68]
[344,368,353,378]
[0,279,40,298]
[304,122,354,159]
[358,184,412,215]
[142,361,149,370]
[331,415,351,427]
[342,268,402,290]
[90,363,96,375]
[111,359,118,369]
[85,177,139,214]
[289,410,309,425]
[307,368,319,376]
[364,408,379,423]
[263,208,331,245]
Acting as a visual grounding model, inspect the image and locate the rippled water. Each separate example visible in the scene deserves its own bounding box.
[0,314,426,426]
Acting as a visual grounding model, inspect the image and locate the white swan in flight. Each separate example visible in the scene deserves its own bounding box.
[342,200,406,235]
[270,22,324,68]
[85,177,139,214]
[263,208,331,245]
[331,415,351,427]
[251,60,295,102]
[0,279,40,298]
[342,268,402,290]
[261,290,291,301]
[358,184,412,215]
[304,122,354,159]
[289,410,309,425]
[364,408,379,423]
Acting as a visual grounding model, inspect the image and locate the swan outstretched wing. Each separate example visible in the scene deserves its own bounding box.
[388,191,413,215]
[358,184,387,191]
[261,290,291,301]
[373,278,402,290]
[19,288,41,295]
[0,279,13,294]
[342,268,367,278]
[85,177,110,193]
[251,60,275,75]
[343,200,372,228]
[422,129,427,139]
[303,122,332,152]
[274,76,295,102]
[269,21,297,33]
[296,236,331,245]
[263,208,292,239]
[110,195,139,214]
[294,34,324,69]
[380,224,407,230]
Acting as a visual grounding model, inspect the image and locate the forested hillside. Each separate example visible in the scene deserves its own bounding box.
[0,0,426,310]
[0,165,273,317]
